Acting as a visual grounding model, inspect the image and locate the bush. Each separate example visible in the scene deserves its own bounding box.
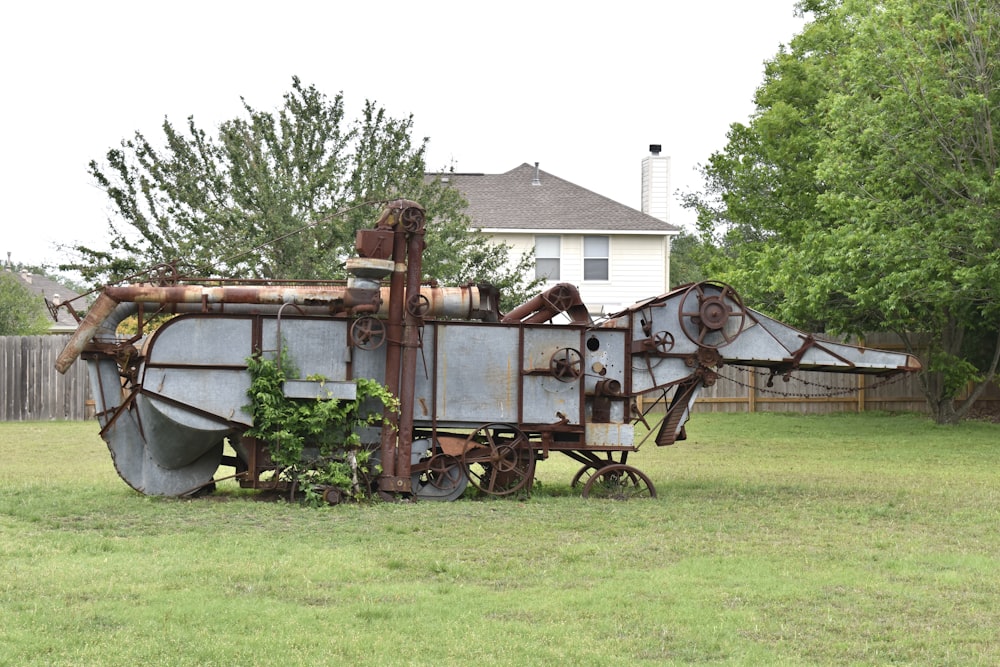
[244,349,398,504]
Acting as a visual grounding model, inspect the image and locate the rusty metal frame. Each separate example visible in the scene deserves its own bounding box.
[59,201,923,502]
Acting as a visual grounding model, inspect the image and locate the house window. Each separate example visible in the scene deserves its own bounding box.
[584,236,609,281]
[535,235,560,280]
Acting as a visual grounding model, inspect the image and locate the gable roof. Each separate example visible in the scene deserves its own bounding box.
[436,163,680,234]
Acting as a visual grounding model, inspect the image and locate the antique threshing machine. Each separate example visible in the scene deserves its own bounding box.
[56,200,921,501]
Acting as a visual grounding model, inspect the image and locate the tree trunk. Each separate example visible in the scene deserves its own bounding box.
[930,394,960,425]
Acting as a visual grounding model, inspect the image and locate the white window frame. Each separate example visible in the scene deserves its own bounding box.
[534,235,561,281]
[583,235,609,281]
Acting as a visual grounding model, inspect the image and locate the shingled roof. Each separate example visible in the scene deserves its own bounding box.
[437,163,680,234]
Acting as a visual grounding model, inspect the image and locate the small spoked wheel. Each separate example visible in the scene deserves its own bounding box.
[148,262,180,286]
[651,330,675,354]
[412,453,467,502]
[350,315,386,350]
[406,293,431,318]
[581,464,657,500]
[462,423,535,496]
[549,347,583,382]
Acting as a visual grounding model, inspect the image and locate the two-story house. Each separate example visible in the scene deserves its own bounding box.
[440,150,679,316]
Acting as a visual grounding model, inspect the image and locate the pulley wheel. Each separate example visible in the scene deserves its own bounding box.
[677,281,748,349]
[400,206,425,232]
[543,284,575,313]
[651,330,675,354]
[549,347,583,382]
[147,263,180,286]
[350,315,386,350]
[406,293,431,318]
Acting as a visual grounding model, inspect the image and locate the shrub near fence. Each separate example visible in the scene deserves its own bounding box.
[0,336,92,421]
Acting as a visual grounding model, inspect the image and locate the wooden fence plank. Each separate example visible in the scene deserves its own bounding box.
[0,335,93,421]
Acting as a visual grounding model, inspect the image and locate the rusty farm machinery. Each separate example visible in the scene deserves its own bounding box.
[55,200,921,501]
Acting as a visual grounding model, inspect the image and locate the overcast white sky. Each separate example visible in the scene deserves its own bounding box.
[2,1,807,269]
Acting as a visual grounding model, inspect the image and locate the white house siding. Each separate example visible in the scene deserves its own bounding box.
[576,234,667,314]
[483,231,669,316]
[485,232,535,268]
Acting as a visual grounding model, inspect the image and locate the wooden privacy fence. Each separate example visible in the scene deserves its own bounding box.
[0,335,93,421]
[685,367,997,415]
[642,332,999,415]
[686,363,933,414]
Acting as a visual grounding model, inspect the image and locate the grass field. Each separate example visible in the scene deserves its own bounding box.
[1,413,998,666]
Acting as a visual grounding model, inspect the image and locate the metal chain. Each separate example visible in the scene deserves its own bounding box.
[720,364,910,399]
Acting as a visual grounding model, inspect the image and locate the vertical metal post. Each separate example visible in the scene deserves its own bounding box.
[396,218,426,488]
[376,200,425,495]
[377,213,408,493]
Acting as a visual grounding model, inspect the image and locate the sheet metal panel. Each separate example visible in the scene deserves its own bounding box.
[521,325,583,425]
[148,316,253,366]
[261,317,351,381]
[430,322,519,425]
[583,328,629,423]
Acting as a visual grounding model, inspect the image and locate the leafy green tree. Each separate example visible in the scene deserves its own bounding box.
[668,230,716,288]
[66,77,538,308]
[0,272,51,335]
[813,0,1000,423]
[684,0,1000,423]
[682,0,851,321]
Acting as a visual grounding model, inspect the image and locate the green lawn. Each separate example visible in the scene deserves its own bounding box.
[1,413,997,666]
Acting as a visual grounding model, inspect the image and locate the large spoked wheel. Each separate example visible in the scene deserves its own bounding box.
[570,462,601,489]
[543,283,576,313]
[677,281,748,349]
[581,464,657,500]
[462,423,535,496]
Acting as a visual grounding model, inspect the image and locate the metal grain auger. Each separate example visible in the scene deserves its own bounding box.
[56,200,921,501]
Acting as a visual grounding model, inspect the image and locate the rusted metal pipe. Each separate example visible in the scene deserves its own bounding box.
[502,283,591,325]
[371,199,427,496]
[56,284,498,375]
[55,293,121,374]
[103,284,345,305]
[395,214,427,494]
[377,212,410,493]
[99,284,494,319]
